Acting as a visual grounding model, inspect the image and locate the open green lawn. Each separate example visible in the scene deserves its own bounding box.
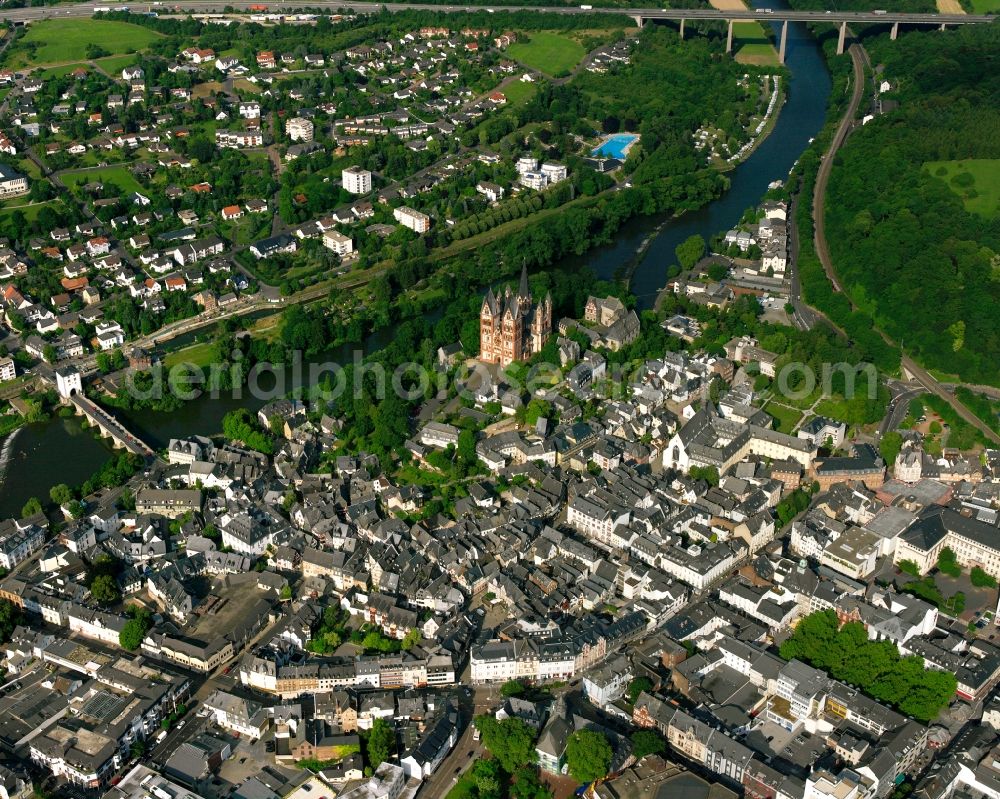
[163,341,217,369]
[969,0,1000,12]
[766,402,804,434]
[37,63,89,80]
[733,22,779,66]
[96,53,140,75]
[61,165,143,195]
[7,19,161,68]
[925,158,1000,219]
[18,157,41,180]
[0,200,61,222]
[507,32,586,77]
[499,79,537,106]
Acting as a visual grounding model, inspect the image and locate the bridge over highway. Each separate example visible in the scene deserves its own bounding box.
[1,1,993,62]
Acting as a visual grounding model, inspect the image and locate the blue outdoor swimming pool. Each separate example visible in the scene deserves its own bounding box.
[591,133,639,159]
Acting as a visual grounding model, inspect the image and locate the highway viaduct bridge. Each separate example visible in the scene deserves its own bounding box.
[0,2,994,63]
[625,7,993,60]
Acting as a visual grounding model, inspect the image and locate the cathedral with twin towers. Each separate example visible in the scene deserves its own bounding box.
[479,266,552,367]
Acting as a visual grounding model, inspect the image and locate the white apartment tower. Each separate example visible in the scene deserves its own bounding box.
[342,166,372,195]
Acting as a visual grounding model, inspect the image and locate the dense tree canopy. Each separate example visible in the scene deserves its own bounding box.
[565,730,613,784]
[475,716,538,773]
[222,409,274,455]
[366,718,396,770]
[119,606,154,651]
[780,610,956,722]
[630,730,666,760]
[89,574,120,606]
[0,599,23,644]
[823,25,1000,384]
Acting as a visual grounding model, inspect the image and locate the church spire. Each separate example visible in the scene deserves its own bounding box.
[518,263,530,301]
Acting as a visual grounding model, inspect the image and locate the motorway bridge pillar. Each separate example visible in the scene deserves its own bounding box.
[890,21,899,39]
[939,22,947,30]
[679,18,685,39]
[726,19,734,53]
[633,14,643,28]
[778,20,788,64]
[836,20,847,55]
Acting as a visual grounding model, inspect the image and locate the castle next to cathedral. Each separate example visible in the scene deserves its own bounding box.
[479,267,552,367]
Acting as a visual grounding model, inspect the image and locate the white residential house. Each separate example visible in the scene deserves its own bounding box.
[582,655,632,707]
[476,181,504,203]
[516,156,539,174]
[215,56,240,72]
[519,171,548,191]
[94,321,125,351]
[202,690,269,739]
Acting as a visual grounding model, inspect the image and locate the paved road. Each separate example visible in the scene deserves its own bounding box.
[878,380,924,437]
[0,1,993,24]
[900,355,1000,444]
[786,194,819,331]
[416,686,492,798]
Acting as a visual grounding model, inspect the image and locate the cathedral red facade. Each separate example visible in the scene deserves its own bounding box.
[479,267,552,367]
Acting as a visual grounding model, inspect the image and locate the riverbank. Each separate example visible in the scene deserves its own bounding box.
[728,76,785,167]
[617,72,787,290]
[605,0,831,307]
[0,0,835,517]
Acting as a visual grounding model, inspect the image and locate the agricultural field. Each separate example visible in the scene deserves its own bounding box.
[924,158,1000,219]
[5,19,161,68]
[61,165,144,195]
[507,32,586,77]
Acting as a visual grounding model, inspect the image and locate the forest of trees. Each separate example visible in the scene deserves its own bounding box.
[575,31,766,178]
[823,24,1000,384]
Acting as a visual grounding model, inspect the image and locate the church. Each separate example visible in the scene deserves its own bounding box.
[479,266,552,367]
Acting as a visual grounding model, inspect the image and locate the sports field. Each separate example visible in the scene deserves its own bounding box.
[507,32,586,77]
[925,158,1000,219]
[7,19,161,68]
